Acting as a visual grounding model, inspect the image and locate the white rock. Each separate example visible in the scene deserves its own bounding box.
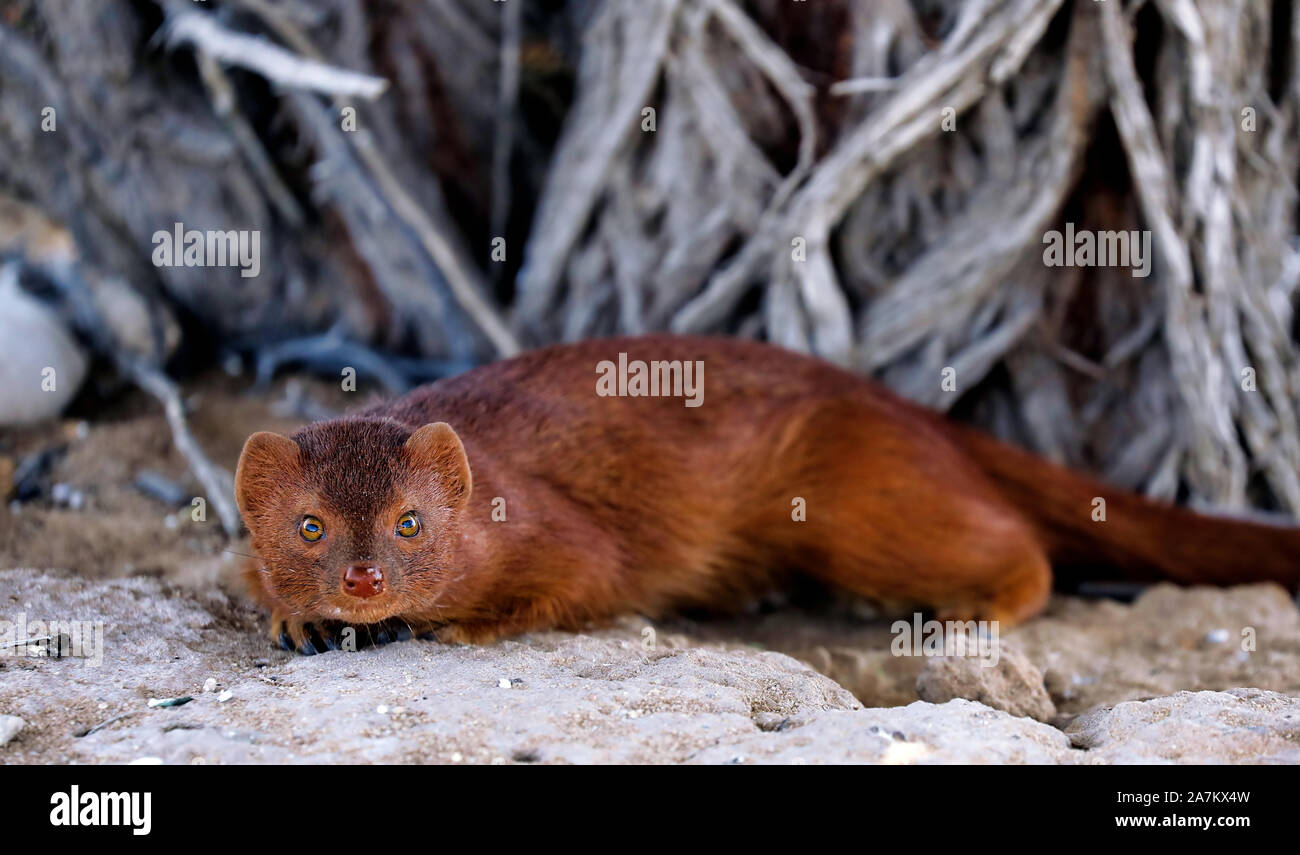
[0,714,25,747]
[0,267,88,427]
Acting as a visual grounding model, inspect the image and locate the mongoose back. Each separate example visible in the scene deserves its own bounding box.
[235,335,1300,652]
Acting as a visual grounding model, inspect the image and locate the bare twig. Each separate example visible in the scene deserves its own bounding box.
[124,357,241,537]
[164,8,388,99]
[194,51,305,227]
[491,0,523,248]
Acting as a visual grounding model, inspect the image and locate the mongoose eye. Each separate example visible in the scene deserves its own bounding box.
[299,516,325,542]
[396,512,421,538]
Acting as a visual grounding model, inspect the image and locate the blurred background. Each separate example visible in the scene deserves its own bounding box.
[3,0,1300,576]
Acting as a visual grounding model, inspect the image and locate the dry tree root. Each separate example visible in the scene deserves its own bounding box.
[515,0,1300,514]
[1,0,1299,518]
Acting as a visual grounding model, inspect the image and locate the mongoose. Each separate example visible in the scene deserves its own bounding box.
[235,335,1300,653]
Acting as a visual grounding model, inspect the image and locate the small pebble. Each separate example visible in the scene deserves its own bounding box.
[202,678,217,693]
[376,704,389,715]
[1205,628,1231,645]
[134,471,188,507]
[147,695,194,709]
[50,483,84,509]
[0,715,26,747]
[217,690,233,703]
[497,678,512,689]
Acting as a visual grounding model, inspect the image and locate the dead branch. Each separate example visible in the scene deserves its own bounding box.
[164,7,389,99]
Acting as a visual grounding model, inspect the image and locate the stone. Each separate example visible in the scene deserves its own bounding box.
[916,638,1056,722]
[1014,584,1300,716]
[3,568,1298,765]
[1066,688,1300,764]
[0,714,25,747]
[0,270,87,427]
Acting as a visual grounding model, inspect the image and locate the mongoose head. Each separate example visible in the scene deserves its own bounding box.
[234,418,471,625]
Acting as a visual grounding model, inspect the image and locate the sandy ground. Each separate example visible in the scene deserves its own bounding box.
[2,375,1299,763]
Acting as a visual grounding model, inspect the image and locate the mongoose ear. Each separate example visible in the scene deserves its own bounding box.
[235,432,300,517]
[405,422,472,508]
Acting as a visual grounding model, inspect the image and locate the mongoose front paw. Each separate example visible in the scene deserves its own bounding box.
[270,613,343,656]
[270,613,444,655]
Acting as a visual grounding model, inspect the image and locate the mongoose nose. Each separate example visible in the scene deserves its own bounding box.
[342,564,385,598]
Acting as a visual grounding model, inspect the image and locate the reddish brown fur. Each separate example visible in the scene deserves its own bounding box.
[235,335,1300,648]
